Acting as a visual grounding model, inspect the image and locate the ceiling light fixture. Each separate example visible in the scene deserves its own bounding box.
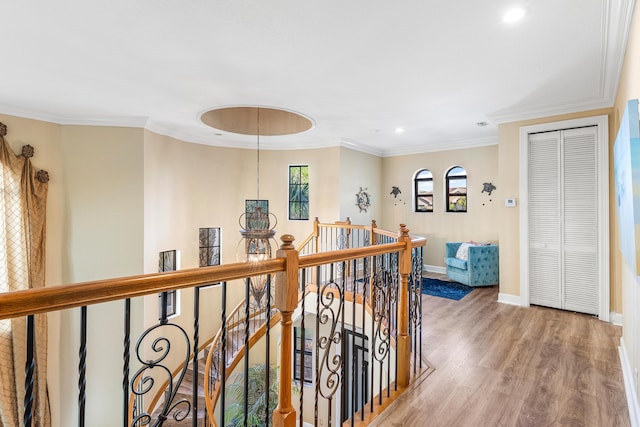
[503,7,525,23]
[394,127,405,133]
[201,106,312,307]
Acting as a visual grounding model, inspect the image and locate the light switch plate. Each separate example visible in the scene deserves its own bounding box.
[505,198,517,207]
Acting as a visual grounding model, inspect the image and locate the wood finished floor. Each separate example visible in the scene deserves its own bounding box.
[372,277,630,427]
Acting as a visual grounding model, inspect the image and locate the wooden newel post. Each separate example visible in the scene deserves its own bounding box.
[274,234,298,427]
[397,224,412,388]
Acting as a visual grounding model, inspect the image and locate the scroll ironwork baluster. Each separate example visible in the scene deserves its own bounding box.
[130,314,191,426]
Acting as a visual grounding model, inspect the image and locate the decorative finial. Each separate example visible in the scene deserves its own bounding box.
[36,170,50,183]
[0,122,6,136]
[22,145,34,158]
[399,224,410,236]
[280,234,295,250]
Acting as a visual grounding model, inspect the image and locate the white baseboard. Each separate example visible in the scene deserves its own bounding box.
[611,311,624,326]
[619,337,640,427]
[424,264,446,274]
[497,293,521,306]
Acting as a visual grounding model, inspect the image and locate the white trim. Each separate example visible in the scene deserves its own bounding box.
[519,115,610,321]
[381,136,498,157]
[424,264,446,274]
[620,337,640,427]
[0,102,149,127]
[611,311,624,326]
[497,293,521,306]
[488,0,635,125]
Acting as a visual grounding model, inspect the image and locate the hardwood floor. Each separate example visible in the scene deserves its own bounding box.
[371,280,630,427]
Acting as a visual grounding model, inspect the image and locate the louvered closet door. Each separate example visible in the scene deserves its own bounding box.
[529,131,562,309]
[528,126,599,315]
[562,127,598,314]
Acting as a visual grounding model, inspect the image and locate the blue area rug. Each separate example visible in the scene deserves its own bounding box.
[422,278,474,301]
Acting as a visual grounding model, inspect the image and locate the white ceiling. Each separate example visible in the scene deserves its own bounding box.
[0,0,635,156]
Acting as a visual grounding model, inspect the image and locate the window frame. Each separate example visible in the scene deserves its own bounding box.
[445,166,468,213]
[414,169,434,213]
[294,326,313,384]
[158,249,179,320]
[288,165,309,220]
[199,227,221,268]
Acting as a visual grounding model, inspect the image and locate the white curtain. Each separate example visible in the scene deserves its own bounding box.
[0,125,50,427]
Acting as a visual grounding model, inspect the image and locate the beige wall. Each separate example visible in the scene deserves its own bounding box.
[59,125,145,427]
[381,145,500,268]
[497,108,615,301]
[339,147,382,224]
[614,0,640,408]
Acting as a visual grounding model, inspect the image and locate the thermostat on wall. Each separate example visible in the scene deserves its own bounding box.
[505,198,517,207]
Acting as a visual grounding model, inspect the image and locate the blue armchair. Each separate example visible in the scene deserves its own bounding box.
[445,242,499,286]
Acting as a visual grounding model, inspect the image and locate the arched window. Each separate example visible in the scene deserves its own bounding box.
[414,169,433,212]
[445,166,467,212]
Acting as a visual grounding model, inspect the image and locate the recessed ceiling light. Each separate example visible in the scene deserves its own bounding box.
[394,127,404,133]
[504,7,525,23]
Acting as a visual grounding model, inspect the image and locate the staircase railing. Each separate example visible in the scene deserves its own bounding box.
[0,222,425,427]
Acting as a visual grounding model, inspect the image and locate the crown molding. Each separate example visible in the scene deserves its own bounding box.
[339,138,384,157]
[0,103,148,127]
[381,136,498,157]
[488,0,635,125]
[487,99,614,125]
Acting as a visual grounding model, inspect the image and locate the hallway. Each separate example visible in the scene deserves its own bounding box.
[371,283,629,426]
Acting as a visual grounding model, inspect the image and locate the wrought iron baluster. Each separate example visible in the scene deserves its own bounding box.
[220,281,227,427]
[299,269,305,427]
[123,299,131,427]
[393,253,399,392]
[265,275,272,427]
[369,256,377,413]
[130,318,192,426]
[361,256,368,421]
[160,292,168,325]
[350,259,357,426]
[193,286,200,427]
[244,278,250,425]
[387,268,392,397]
[79,306,87,427]
[24,315,35,427]
[314,265,321,427]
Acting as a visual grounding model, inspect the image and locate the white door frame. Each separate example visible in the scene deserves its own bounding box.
[519,115,610,321]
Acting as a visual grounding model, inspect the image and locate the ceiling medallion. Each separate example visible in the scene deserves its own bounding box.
[201,106,313,136]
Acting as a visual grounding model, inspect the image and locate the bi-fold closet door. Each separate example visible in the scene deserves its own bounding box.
[528,126,599,315]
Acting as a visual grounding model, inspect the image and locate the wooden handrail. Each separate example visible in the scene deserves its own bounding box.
[0,236,425,322]
[0,259,284,320]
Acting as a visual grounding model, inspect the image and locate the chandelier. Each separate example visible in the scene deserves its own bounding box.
[201,106,313,307]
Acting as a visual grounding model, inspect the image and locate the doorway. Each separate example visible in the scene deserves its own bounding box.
[519,115,609,320]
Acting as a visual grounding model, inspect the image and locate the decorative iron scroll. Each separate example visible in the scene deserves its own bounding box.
[130,322,191,427]
[315,263,345,424]
[409,247,424,370]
